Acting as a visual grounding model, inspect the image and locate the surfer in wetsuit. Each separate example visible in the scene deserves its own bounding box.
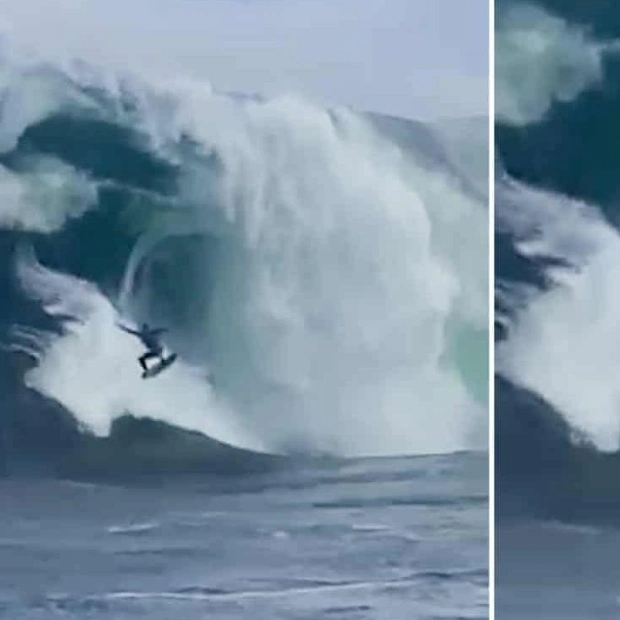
[118,322,167,371]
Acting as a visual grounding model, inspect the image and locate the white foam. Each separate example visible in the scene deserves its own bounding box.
[16,251,265,452]
[496,3,613,126]
[155,93,487,455]
[498,176,620,451]
[0,158,96,232]
[106,522,160,535]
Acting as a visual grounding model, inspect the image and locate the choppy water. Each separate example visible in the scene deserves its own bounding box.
[0,452,487,620]
[497,520,620,619]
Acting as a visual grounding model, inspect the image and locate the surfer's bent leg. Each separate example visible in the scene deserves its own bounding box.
[139,350,159,370]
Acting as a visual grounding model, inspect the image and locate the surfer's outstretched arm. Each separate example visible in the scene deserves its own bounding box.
[117,324,140,336]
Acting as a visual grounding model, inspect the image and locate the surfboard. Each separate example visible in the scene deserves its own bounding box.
[142,353,177,379]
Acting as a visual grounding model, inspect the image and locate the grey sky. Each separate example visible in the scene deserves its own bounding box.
[1,0,488,120]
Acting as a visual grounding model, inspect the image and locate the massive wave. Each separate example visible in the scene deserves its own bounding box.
[0,38,488,475]
[496,0,620,522]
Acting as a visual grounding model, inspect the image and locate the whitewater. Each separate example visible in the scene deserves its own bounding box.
[0,44,488,459]
[496,1,620,454]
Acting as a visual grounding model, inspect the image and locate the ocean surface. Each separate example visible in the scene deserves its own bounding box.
[496,0,620,616]
[0,453,487,620]
[497,520,620,620]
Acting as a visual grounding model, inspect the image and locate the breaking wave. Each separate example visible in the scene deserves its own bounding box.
[0,40,488,463]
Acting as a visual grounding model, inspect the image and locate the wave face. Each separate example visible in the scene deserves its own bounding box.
[496,0,620,521]
[0,43,488,466]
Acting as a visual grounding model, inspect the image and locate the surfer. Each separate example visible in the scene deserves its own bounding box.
[118,322,168,371]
